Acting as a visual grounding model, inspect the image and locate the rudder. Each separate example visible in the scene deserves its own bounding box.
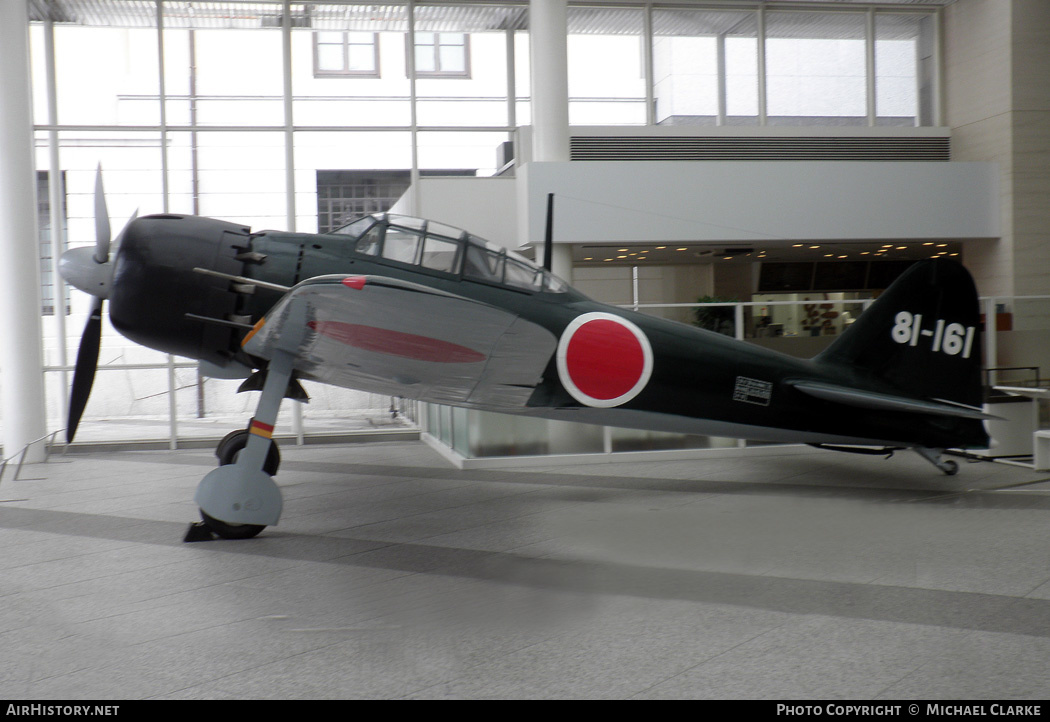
[815,259,984,412]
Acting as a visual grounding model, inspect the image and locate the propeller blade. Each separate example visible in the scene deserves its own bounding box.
[67,297,103,443]
[94,166,111,263]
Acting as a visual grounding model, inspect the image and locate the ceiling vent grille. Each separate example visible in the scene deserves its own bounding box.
[570,135,950,162]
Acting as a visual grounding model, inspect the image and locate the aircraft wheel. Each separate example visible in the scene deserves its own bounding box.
[200,429,281,539]
[941,459,959,476]
[215,428,281,476]
[200,510,266,540]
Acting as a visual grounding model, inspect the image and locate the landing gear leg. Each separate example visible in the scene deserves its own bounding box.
[189,348,296,539]
[915,447,960,476]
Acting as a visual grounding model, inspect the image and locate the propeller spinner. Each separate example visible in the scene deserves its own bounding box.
[58,168,135,443]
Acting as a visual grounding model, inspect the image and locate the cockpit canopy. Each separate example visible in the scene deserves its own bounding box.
[332,213,569,293]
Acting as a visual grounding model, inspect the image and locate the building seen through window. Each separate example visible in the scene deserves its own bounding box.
[313,31,379,76]
[413,32,469,76]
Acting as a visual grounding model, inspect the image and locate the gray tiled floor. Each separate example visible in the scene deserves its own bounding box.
[2,440,1050,699]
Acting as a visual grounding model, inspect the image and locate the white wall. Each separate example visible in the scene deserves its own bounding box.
[391,176,518,249]
[519,160,1000,247]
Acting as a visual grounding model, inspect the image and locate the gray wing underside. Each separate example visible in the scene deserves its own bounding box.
[242,274,557,409]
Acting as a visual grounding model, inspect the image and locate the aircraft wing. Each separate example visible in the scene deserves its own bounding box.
[240,274,557,408]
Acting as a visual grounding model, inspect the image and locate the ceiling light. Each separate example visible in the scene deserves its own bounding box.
[676,248,687,251]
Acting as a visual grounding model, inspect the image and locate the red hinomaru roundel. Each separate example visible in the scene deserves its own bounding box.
[556,312,654,408]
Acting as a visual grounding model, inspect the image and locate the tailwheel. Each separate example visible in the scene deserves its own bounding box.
[198,429,282,539]
[915,447,960,476]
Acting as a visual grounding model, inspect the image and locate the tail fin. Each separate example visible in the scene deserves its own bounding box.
[815,259,984,412]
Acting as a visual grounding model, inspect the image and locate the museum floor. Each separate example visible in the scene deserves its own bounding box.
[2,438,1050,700]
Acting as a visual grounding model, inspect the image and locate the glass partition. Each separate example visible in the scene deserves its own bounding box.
[875,12,936,126]
[51,25,161,127]
[652,8,758,126]
[292,3,412,128]
[23,0,946,448]
[765,11,868,126]
[414,3,519,128]
[568,5,647,125]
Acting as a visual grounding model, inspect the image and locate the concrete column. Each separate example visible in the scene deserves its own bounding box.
[528,0,572,282]
[528,0,578,453]
[529,0,570,163]
[0,1,48,462]
[945,0,1050,302]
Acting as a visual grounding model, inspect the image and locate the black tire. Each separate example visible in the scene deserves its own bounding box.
[200,510,266,540]
[215,428,280,476]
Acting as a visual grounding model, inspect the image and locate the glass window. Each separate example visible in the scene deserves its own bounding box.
[37,170,68,315]
[388,215,426,231]
[651,9,757,126]
[333,215,376,237]
[292,4,410,128]
[354,225,382,255]
[381,227,421,264]
[875,13,935,126]
[463,243,504,282]
[314,31,379,76]
[319,171,412,232]
[567,7,646,125]
[414,4,515,127]
[765,11,867,126]
[542,271,568,293]
[504,257,542,291]
[724,15,759,124]
[420,234,461,273]
[426,220,465,238]
[414,32,469,76]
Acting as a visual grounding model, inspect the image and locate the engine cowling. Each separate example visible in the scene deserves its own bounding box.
[108,214,252,367]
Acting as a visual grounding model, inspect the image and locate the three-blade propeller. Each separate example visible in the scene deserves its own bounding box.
[58,168,136,443]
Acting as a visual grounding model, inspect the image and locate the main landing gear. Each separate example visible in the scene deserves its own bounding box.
[185,303,309,541]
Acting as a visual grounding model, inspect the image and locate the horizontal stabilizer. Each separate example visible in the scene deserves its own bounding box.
[788,380,999,421]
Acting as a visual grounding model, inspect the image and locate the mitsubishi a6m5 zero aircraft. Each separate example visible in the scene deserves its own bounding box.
[59,178,992,539]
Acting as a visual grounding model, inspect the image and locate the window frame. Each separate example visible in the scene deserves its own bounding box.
[410,31,471,78]
[313,31,381,78]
